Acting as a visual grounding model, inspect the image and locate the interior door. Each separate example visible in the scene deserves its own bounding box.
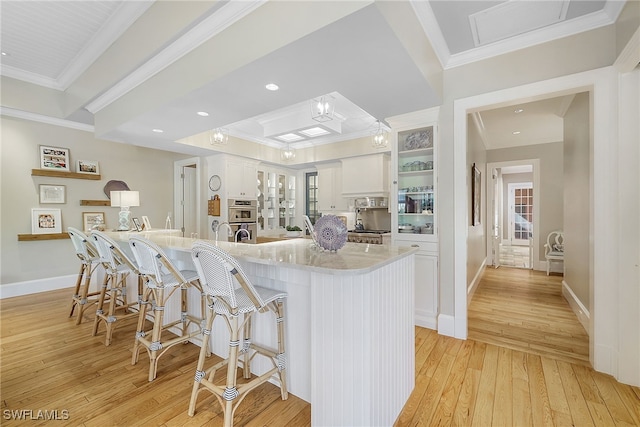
[181,165,197,237]
[508,182,533,246]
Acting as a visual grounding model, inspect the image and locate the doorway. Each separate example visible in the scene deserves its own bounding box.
[174,158,201,238]
[487,161,538,270]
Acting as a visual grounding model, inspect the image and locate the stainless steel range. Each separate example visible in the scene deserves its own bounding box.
[347,229,391,245]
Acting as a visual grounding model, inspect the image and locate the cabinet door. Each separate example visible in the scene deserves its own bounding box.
[226,160,256,199]
[318,165,348,212]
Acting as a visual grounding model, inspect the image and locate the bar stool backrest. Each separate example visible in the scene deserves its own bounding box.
[191,241,265,312]
[90,230,138,274]
[68,227,97,262]
[129,235,187,287]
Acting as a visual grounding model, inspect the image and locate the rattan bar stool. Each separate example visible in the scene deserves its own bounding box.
[188,241,288,427]
[128,235,207,381]
[89,231,143,346]
[67,227,102,325]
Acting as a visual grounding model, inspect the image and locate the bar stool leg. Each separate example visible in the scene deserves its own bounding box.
[223,313,241,427]
[275,299,289,400]
[103,272,127,346]
[92,273,112,337]
[188,298,216,417]
[69,263,86,318]
[242,315,252,379]
[75,263,96,325]
[148,288,165,381]
[132,286,152,366]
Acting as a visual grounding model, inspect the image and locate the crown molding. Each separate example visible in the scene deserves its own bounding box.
[0,107,94,132]
[410,0,450,69]
[85,0,266,114]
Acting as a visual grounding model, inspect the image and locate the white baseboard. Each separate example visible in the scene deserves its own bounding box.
[437,314,456,337]
[0,275,75,299]
[415,310,437,330]
[467,258,487,302]
[561,279,590,333]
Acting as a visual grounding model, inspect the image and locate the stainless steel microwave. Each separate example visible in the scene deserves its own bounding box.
[228,199,257,223]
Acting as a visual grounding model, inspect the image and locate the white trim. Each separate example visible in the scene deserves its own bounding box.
[415,311,437,330]
[174,157,202,238]
[0,107,94,132]
[562,279,590,333]
[454,67,618,378]
[614,26,640,74]
[0,275,75,299]
[409,0,450,69]
[86,0,266,113]
[437,313,455,337]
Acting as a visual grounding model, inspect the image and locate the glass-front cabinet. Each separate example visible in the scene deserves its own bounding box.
[394,125,437,241]
[257,168,296,233]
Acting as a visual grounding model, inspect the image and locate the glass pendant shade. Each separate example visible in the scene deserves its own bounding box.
[311,95,334,122]
[372,121,388,148]
[281,144,296,161]
[210,128,228,144]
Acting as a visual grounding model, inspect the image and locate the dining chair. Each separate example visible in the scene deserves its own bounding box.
[188,241,288,427]
[89,230,143,346]
[67,227,102,325]
[128,235,207,381]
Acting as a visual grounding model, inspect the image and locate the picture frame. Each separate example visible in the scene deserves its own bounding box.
[76,159,99,175]
[39,145,70,171]
[141,215,151,230]
[31,208,62,234]
[472,163,481,226]
[132,217,142,232]
[82,212,105,232]
[39,184,66,204]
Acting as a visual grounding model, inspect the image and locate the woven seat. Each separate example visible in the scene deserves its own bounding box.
[188,241,288,427]
[67,227,102,325]
[89,231,143,346]
[128,235,207,381]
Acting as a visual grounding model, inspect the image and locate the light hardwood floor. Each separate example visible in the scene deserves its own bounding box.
[1,269,638,426]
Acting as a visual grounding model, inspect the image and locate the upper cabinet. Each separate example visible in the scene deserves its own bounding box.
[316,163,349,212]
[226,159,257,199]
[389,108,439,243]
[257,167,296,234]
[341,154,390,197]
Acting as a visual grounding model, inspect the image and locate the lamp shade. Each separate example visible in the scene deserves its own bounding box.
[110,190,140,207]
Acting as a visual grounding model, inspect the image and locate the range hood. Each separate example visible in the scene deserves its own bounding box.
[354,197,388,209]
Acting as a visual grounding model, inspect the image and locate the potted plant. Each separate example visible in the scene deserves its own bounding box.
[285,225,302,237]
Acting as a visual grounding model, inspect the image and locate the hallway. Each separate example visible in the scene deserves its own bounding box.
[468,267,589,366]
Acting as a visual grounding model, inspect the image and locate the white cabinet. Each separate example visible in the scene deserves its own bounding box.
[341,154,390,197]
[393,239,438,329]
[226,159,257,199]
[316,163,348,212]
[388,107,440,330]
[257,168,296,233]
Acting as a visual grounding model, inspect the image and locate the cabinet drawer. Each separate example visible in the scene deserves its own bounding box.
[392,239,438,254]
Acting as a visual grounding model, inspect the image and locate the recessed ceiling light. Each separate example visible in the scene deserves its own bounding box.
[196,111,209,117]
[265,83,279,91]
[1,52,8,56]
[152,129,164,133]
[276,133,303,142]
[514,108,524,113]
[512,131,521,135]
[299,127,330,137]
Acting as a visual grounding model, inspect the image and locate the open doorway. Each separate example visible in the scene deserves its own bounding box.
[487,160,538,270]
[174,158,201,237]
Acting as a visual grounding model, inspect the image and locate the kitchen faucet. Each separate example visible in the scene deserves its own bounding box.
[234,228,250,242]
[215,222,233,242]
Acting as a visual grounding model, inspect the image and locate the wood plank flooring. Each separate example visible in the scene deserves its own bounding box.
[1,269,638,426]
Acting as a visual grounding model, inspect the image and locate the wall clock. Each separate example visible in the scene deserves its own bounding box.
[208,175,221,191]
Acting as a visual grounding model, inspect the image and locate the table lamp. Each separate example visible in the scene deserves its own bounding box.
[110,190,140,231]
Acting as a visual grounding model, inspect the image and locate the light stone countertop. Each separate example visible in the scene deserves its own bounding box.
[108,231,416,275]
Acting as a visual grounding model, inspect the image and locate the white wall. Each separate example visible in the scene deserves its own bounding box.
[0,116,190,287]
[563,92,591,307]
[466,114,486,289]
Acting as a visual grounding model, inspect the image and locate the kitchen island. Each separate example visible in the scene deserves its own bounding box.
[109,232,416,426]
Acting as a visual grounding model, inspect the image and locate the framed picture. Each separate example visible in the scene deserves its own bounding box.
[39,145,70,171]
[132,217,142,232]
[141,215,151,230]
[76,159,99,175]
[82,212,105,232]
[39,184,66,204]
[472,163,481,226]
[31,208,62,234]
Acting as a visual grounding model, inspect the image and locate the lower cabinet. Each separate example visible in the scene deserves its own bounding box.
[393,239,438,329]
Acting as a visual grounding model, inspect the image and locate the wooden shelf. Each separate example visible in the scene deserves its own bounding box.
[18,233,70,241]
[31,169,101,180]
[80,200,111,206]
